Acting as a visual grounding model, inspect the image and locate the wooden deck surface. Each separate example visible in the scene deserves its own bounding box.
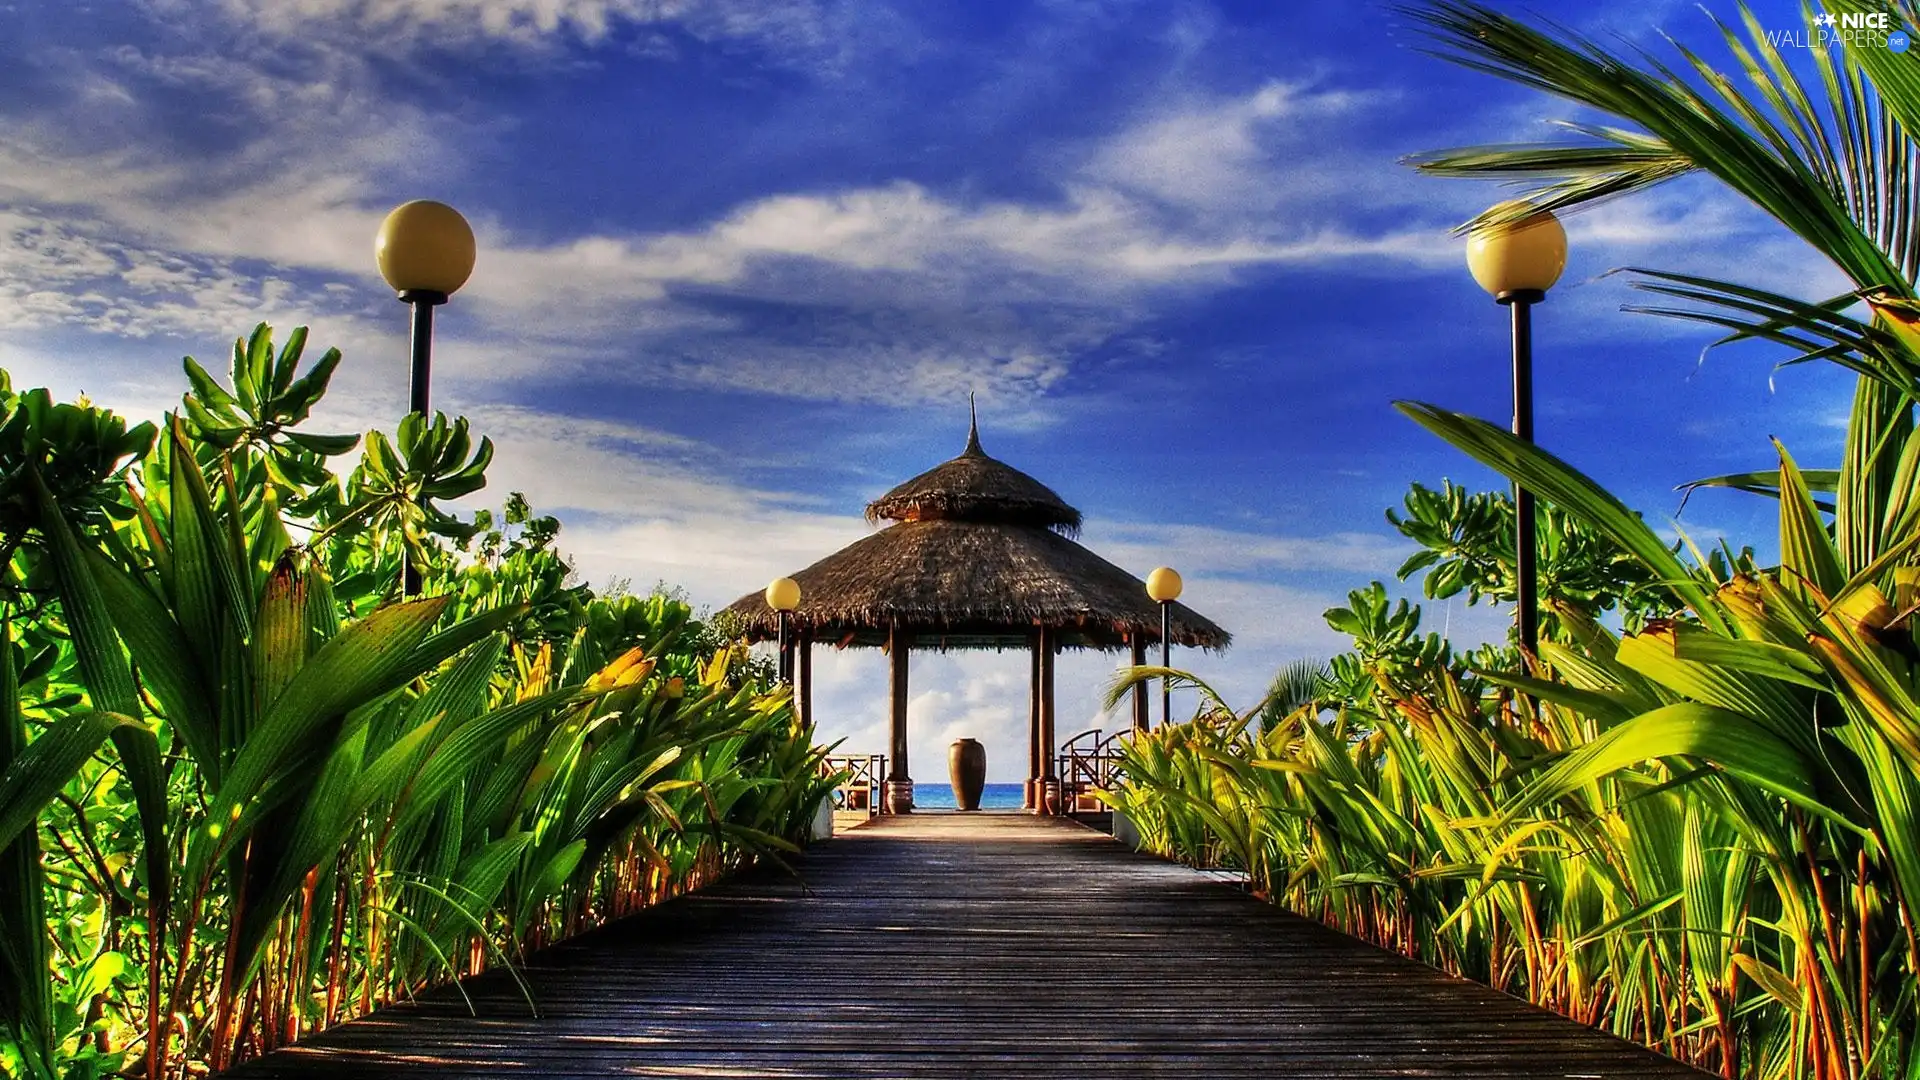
[227,812,1707,1078]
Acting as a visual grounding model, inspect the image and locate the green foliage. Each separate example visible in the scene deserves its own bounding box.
[447,492,591,646]
[1116,426,1920,1077]
[0,324,830,1077]
[1323,581,1452,675]
[1389,479,1681,634]
[347,412,495,579]
[180,323,358,459]
[1257,658,1332,733]
[0,378,155,550]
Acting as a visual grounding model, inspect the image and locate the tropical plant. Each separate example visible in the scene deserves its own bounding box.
[0,324,832,1079]
[1389,479,1679,634]
[1111,430,1920,1076]
[178,323,359,509]
[0,379,155,552]
[1257,658,1332,732]
[340,411,494,592]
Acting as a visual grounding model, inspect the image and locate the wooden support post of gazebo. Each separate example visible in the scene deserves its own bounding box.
[885,623,913,813]
[1130,634,1149,732]
[1025,631,1040,811]
[1039,625,1059,814]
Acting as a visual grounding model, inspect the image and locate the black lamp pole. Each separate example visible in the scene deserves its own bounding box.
[399,288,446,597]
[1159,599,1172,728]
[776,609,792,684]
[1499,287,1544,658]
[403,289,446,416]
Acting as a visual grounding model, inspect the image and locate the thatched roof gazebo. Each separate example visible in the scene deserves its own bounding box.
[724,410,1229,814]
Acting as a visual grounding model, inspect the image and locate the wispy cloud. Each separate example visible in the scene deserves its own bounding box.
[1090,521,1411,577]
[0,207,331,339]
[178,0,922,81]
[1085,79,1399,212]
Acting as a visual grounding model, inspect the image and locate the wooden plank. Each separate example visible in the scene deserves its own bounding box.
[224,813,1711,1079]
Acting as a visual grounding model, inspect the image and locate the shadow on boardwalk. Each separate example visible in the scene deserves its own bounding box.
[227,813,1707,1078]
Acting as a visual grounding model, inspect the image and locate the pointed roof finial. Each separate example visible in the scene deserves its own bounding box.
[963,392,983,456]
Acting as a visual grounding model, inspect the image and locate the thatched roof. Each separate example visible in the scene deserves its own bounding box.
[723,519,1227,650]
[865,413,1082,535]
[723,413,1230,653]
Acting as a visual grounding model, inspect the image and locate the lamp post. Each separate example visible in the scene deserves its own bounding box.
[1145,566,1182,728]
[1466,202,1566,658]
[766,577,801,684]
[376,199,477,597]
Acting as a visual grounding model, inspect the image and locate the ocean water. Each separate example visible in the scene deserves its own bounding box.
[911,782,1027,810]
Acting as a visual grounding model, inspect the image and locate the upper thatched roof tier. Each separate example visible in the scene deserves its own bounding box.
[864,417,1082,535]
[721,518,1230,652]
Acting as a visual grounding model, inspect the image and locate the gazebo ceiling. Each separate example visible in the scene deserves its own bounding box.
[722,415,1230,653]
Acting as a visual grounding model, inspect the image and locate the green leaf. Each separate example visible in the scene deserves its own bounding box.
[182,354,240,415]
[1732,953,1804,1016]
[1501,703,1844,831]
[166,419,252,653]
[30,469,139,717]
[517,839,587,927]
[0,710,156,854]
[233,716,445,987]
[277,346,342,427]
[1775,439,1846,598]
[1472,667,1635,727]
[391,689,585,837]
[1668,625,1827,691]
[243,323,274,410]
[203,596,452,844]
[72,950,127,1004]
[0,619,53,1076]
[269,324,307,398]
[252,551,311,714]
[180,396,243,448]
[284,430,360,456]
[1395,402,1720,627]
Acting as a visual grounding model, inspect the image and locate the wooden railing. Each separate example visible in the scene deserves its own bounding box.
[821,753,887,816]
[1057,728,1127,814]
[823,734,1126,817]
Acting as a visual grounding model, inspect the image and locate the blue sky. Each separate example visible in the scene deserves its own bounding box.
[0,0,1866,780]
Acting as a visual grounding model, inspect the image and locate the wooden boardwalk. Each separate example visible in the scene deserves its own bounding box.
[229,813,1707,1078]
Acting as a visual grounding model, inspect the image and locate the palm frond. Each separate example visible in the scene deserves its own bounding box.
[1399,1,1913,290]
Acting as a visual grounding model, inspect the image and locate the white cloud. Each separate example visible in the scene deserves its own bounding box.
[1086,79,1389,212]
[191,0,853,65]
[471,175,1455,321]
[0,56,1466,415]
[0,0,1859,426]
[1089,521,1411,577]
[0,207,340,340]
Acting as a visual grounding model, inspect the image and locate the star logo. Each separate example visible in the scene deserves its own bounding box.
[1813,12,1837,25]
